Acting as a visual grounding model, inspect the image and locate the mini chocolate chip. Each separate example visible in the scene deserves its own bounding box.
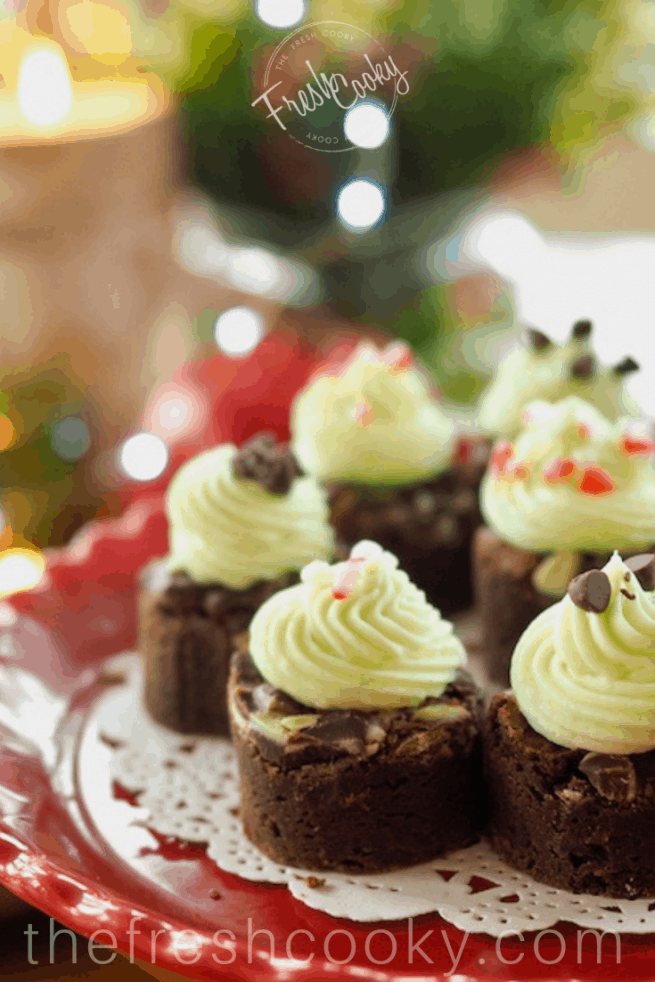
[625,554,655,591]
[570,354,595,379]
[625,571,631,582]
[568,569,611,613]
[571,319,592,340]
[209,889,221,899]
[579,752,638,803]
[612,356,640,377]
[620,589,636,600]
[305,876,326,889]
[232,432,303,495]
[526,328,552,351]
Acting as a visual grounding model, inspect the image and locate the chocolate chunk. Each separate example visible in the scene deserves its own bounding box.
[571,319,592,340]
[579,752,638,803]
[302,711,379,754]
[526,328,552,352]
[251,682,309,716]
[612,356,640,378]
[625,554,655,591]
[233,650,262,684]
[232,432,304,496]
[570,354,595,379]
[568,569,611,612]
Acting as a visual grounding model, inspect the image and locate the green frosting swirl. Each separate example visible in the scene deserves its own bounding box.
[478,333,640,439]
[481,397,655,553]
[511,552,655,754]
[248,540,466,710]
[166,444,334,588]
[290,341,456,486]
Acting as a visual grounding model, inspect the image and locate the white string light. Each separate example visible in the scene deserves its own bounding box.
[344,101,391,149]
[255,0,305,29]
[17,45,73,127]
[336,179,386,231]
[213,307,265,357]
[118,433,169,481]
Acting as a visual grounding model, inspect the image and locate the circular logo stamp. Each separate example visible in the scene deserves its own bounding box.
[252,20,409,153]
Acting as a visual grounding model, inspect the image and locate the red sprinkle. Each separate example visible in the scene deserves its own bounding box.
[578,466,616,496]
[382,343,412,374]
[620,434,655,456]
[576,423,591,440]
[491,440,513,476]
[354,401,375,427]
[512,463,529,481]
[456,437,472,467]
[544,457,577,484]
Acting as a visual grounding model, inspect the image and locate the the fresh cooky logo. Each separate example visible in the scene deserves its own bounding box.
[252,21,409,152]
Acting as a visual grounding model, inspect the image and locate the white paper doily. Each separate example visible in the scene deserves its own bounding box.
[98,654,655,935]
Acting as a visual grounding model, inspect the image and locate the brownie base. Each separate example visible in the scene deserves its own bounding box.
[473,528,655,686]
[228,649,486,873]
[328,437,489,615]
[486,693,655,899]
[139,559,298,737]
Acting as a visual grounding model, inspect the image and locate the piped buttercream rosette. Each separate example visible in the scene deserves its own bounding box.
[511,552,655,754]
[480,396,655,595]
[290,341,456,485]
[248,540,466,709]
[166,442,334,588]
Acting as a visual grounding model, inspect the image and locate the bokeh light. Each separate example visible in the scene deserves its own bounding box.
[118,433,169,481]
[255,0,305,29]
[157,397,190,432]
[50,417,91,461]
[336,179,386,231]
[17,45,73,127]
[213,306,265,357]
[227,247,284,296]
[0,549,46,599]
[0,416,15,452]
[344,102,391,149]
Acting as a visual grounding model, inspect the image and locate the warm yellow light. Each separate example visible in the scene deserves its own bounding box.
[0,548,46,600]
[17,42,73,126]
[62,0,132,66]
[0,24,169,146]
[0,416,15,452]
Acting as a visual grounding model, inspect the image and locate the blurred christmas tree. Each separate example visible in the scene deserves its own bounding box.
[175,0,640,396]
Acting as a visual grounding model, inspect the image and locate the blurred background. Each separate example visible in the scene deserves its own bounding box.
[1,0,655,572]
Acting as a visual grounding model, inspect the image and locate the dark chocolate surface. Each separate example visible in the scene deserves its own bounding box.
[328,436,489,614]
[141,562,299,736]
[486,693,655,898]
[228,647,486,872]
[473,527,655,687]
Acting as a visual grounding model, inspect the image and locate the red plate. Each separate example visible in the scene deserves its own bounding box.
[3,338,655,981]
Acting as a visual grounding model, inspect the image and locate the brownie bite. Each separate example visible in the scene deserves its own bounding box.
[141,432,334,736]
[228,539,486,873]
[290,339,489,614]
[229,649,484,873]
[329,435,488,615]
[475,394,655,685]
[486,553,655,898]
